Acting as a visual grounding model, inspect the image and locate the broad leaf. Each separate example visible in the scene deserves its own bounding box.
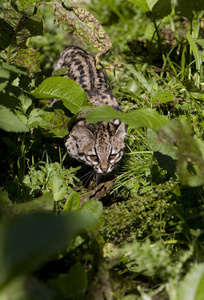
[0,193,54,219]
[41,109,70,138]
[16,0,38,11]
[53,0,112,64]
[0,276,53,300]
[169,263,204,300]
[0,69,10,91]
[128,0,158,12]
[0,105,28,132]
[15,14,43,47]
[57,262,88,299]
[159,119,204,186]
[147,129,176,176]
[0,4,18,52]
[0,211,99,288]
[49,175,68,201]
[80,200,103,224]
[147,129,177,159]
[14,48,40,77]
[26,108,52,129]
[0,18,14,50]
[1,62,27,75]
[175,0,204,19]
[128,0,171,19]
[151,89,174,104]
[0,5,43,50]
[32,77,88,114]
[64,191,80,212]
[87,106,167,130]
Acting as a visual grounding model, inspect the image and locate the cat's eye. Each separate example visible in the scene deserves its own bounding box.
[89,155,99,162]
[109,154,117,160]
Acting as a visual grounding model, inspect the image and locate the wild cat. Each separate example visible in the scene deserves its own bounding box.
[54,46,126,174]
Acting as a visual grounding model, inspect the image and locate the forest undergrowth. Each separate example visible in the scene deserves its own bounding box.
[0,0,204,299]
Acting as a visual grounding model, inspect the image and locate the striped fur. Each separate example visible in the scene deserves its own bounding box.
[55,46,126,174]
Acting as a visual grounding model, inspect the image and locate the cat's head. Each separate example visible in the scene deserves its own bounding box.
[65,120,126,174]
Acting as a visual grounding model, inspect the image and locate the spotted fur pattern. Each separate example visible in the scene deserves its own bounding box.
[55,46,126,174]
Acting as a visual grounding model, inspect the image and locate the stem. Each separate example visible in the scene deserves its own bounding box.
[33,1,40,15]
[188,16,193,80]
[188,91,203,122]
[108,0,126,23]
[6,44,11,64]
[181,42,187,81]
[153,19,166,67]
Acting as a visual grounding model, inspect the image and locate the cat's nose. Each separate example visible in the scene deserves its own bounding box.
[101,167,108,173]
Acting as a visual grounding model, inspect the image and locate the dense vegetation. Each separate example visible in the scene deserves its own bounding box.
[1,0,204,299]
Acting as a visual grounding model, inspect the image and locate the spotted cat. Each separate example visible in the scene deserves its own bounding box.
[54,46,126,174]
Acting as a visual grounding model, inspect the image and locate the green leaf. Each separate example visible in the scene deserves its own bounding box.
[0,18,14,50]
[32,77,88,114]
[149,0,171,19]
[175,0,204,19]
[151,89,174,104]
[57,262,88,299]
[0,276,28,300]
[147,129,176,176]
[1,62,27,75]
[147,129,176,159]
[0,69,10,91]
[0,188,12,205]
[14,48,40,77]
[195,39,204,48]
[53,0,112,63]
[159,119,204,186]
[0,105,28,132]
[0,5,43,51]
[186,33,201,87]
[0,276,54,300]
[87,106,167,130]
[49,175,67,201]
[0,193,54,219]
[128,0,158,12]
[169,263,204,300]
[0,85,26,110]
[179,264,204,300]
[41,109,69,138]
[17,91,32,113]
[128,0,171,19]
[64,191,80,212]
[15,14,43,46]
[119,239,172,278]
[67,106,95,129]
[26,108,52,129]
[1,3,20,29]
[16,0,37,11]
[0,212,98,288]
[125,64,152,94]
[0,4,19,50]
[52,67,69,77]
[80,200,103,224]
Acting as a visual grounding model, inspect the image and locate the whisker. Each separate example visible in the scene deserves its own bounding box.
[94,173,101,185]
[85,171,95,186]
[80,168,95,186]
[80,169,93,180]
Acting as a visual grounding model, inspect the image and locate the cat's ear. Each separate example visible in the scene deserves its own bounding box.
[75,124,94,139]
[115,122,126,139]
